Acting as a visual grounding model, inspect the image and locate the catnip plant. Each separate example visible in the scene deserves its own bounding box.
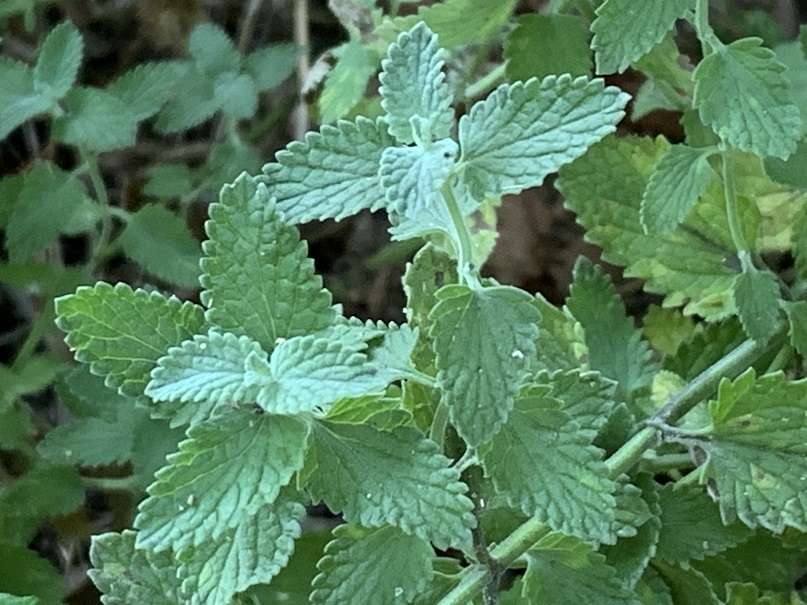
[50,1,807,603]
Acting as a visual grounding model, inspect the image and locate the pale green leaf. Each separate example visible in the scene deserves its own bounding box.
[0,59,50,140]
[244,43,299,90]
[764,137,807,189]
[53,87,138,152]
[641,144,716,234]
[643,305,699,356]
[399,0,518,49]
[535,369,617,434]
[655,484,752,565]
[783,299,807,358]
[188,22,240,76]
[302,421,475,550]
[118,204,201,287]
[326,393,411,430]
[663,320,745,381]
[311,524,432,605]
[529,295,587,374]
[591,0,693,74]
[484,385,617,542]
[177,498,304,604]
[261,117,395,223]
[523,533,641,604]
[706,371,807,532]
[733,267,782,341]
[505,14,592,81]
[366,323,419,383]
[652,561,721,605]
[379,22,453,144]
[33,21,83,102]
[214,72,258,120]
[566,257,656,400]
[206,138,262,185]
[37,412,136,467]
[379,138,457,216]
[142,163,194,199]
[135,411,309,551]
[458,75,629,200]
[55,282,206,399]
[319,40,378,124]
[430,284,540,446]
[5,160,86,262]
[558,136,740,319]
[154,65,217,134]
[146,330,264,427]
[89,531,184,604]
[106,61,184,121]
[200,173,336,351]
[693,38,801,159]
[0,594,38,605]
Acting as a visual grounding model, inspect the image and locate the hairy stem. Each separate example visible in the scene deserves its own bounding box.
[441,181,480,288]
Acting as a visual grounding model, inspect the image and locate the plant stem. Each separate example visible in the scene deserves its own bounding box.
[694,0,721,54]
[464,63,507,101]
[81,475,139,491]
[441,181,480,287]
[438,324,788,604]
[720,148,750,263]
[429,399,450,449]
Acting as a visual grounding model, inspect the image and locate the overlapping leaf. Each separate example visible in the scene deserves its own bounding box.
[261,117,395,223]
[733,267,782,342]
[0,58,51,140]
[55,283,206,399]
[430,284,540,446]
[505,14,592,81]
[319,40,378,124]
[135,411,309,551]
[53,87,139,152]
[302,421,475,550]
[458,75,629,200]
[311,524,432,604]
[200,173,335,351]
[397,0,518,49]
[33,21,83,102]
[106,62,183,121]
[379,22,453,144]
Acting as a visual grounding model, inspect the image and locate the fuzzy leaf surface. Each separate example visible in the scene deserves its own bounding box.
[118,204,201,287]
[146,330,264,427]
[261,117,395,223]
[319,40,378,123]
[458,75,629,200]
[106,62,183,121]
[706,371,807,532]
[430,284,540,446]
[188,23,240,76]
[311,524,432,605]
[379,22,453,144]
[244,43,299,90]
[733,268,781,342]
[400,0,518,49]
[693,38,801,158]
[523,534,641,604]
[201,174,335,351]
[135,411,309,551]
[505,14,592,81]
[379,138,457,216]
[558,136,741,319]
[33,21,83,102]
[0,59,50,140]
[591,0,693,74]
[53,87,138,152]
[302,421,474,550]
[55,283,206,399]
[535,369,616,434]
[641,144,715,234]
[566,257,656,400]
[154,65,218,133]
[484,385,616,542]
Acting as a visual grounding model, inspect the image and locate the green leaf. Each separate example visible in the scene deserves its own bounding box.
[530,295,587,373]
[522,534,641,604]
[243,43,299,91]
[655,484,753,565]
[33,21,83,102]
[37,411,138,467]
[505,14,592,81]
[458,75,629,200]
[401,0,518,49]
[379,22,453,144]
[558,136,740,319]
[142,163,194,199]
[153,65,218,134]
[641,144,716,234]
[591,0,693,74]
[188,22,240,77]
[0,594,38,605]
[177,498,304,603]
[566,257,656,400]
[5,160,86,262]
[693,38,801,159]
[536,369,617,434]
[0,543,65,605]
[106,62,183,121]
[663,320,746,381]
[200,174,335,351]
[483,384,617,543]
[705,370,807,532]
[652,560,721,605]
[0,59,50,140]
[783,299,807,359]
[55,282,206,399]
[214,71,258,120]
[118,204,201,287]
[89,531,184,604]
[261,117,395,223]
[311,524,432,605]
[53,87,138,152]
[302,421,475,550]
[642,305,699,356]
[764,138,807,189]
[319,40,378,124]
[135,411,309,551]
[430,284,540,447]
[146,330,264,427]
[733,267,781,341]
[379,138,457,216]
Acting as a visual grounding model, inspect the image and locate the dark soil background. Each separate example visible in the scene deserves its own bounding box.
[1,0,806,602]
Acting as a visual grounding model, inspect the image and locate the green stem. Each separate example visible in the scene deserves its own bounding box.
[464,63,507,101]
[441,181,480,288]
[693,0,721,54]
[84,154,116,273]
[81,475,139,491]
[429,399,450,449]
[720,148,750,262]
[639,452,695,473]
